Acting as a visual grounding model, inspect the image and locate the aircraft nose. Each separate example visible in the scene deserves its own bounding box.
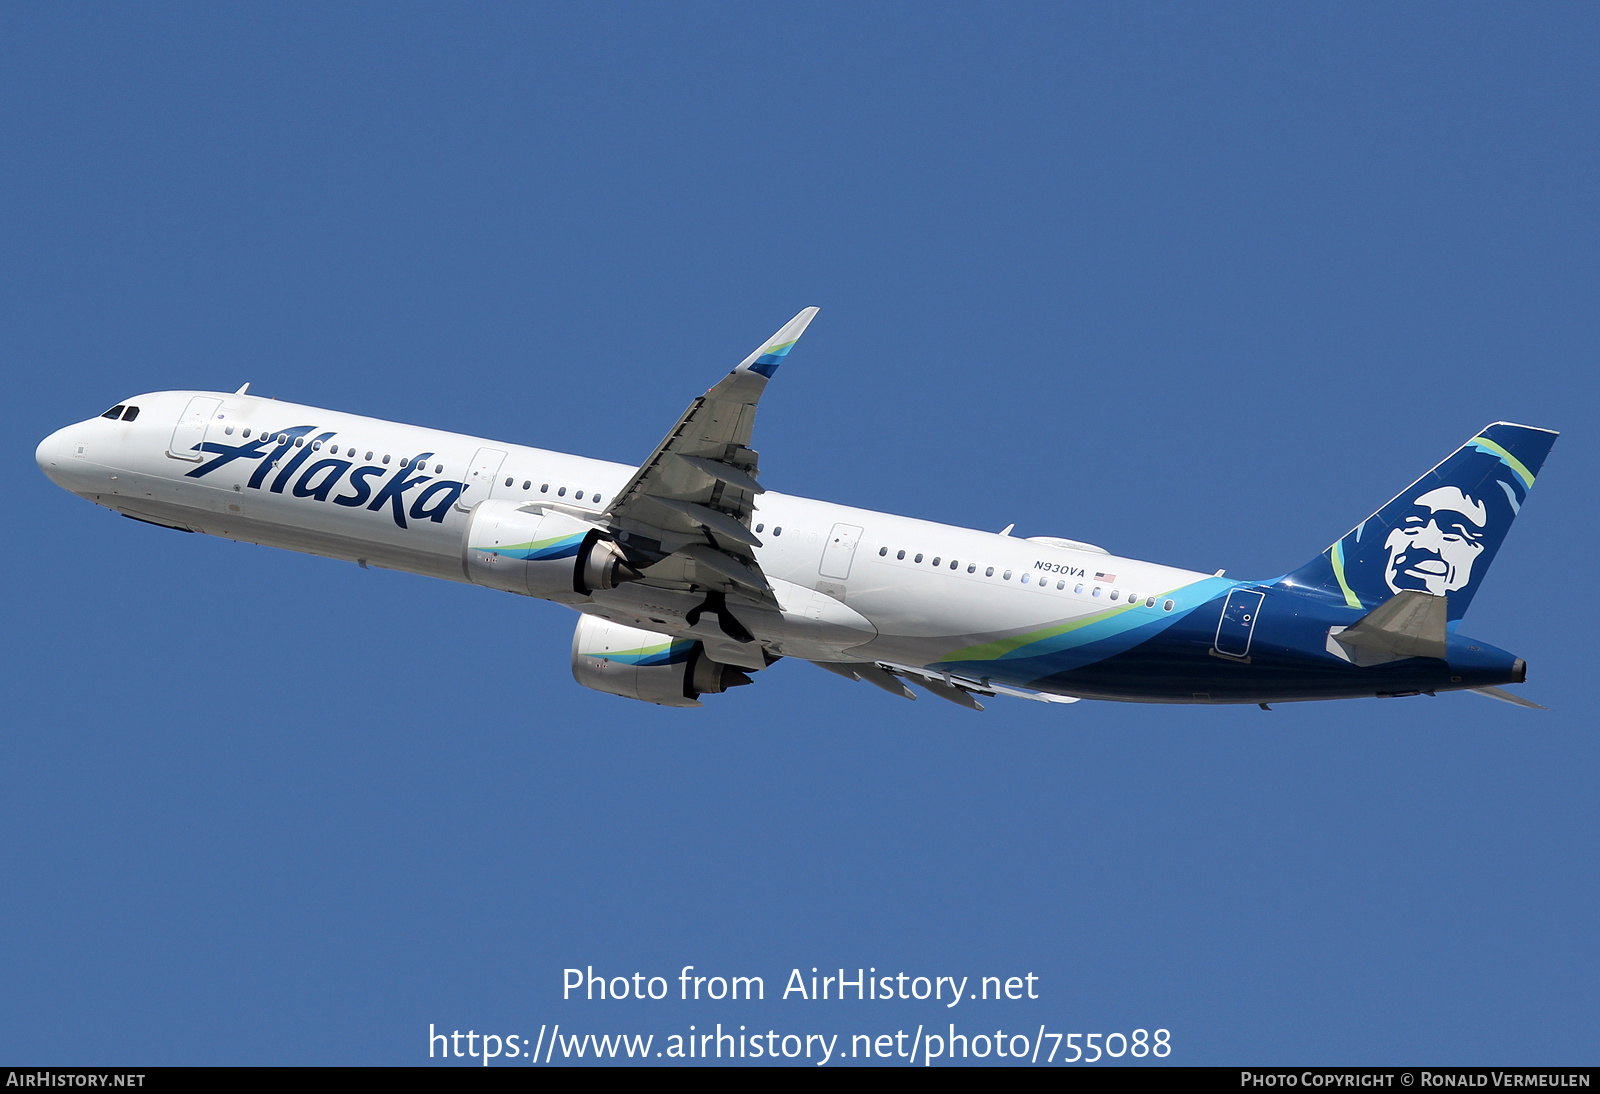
[36,426,72,485]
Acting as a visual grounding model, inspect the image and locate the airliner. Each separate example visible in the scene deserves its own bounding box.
[36,309,1555,710]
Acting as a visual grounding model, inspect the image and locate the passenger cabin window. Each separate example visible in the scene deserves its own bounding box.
[365,451,373,461]
[575,491,584,501]
[756,524,764,533]
[985,567,994,577]
[773,527,782,536]
[243,429,251,438]
[435,464,443,474]
[541,484,549,492]
[897,550,905,560]
[931,557,940,566]
[102,405,125,419]
[523,481,531,490]
[914,553,923,563]
[1003,570,1012,580]
[878,546,887,556]
[967,563,975,573]
[950,559,958,570]
[1163,599,1175,611]
[593,495,601,505]
[558,487,566,496]
[504,477,513,487]
[382,454,390,464]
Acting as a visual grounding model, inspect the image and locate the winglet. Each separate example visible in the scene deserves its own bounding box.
[736,307,820,378]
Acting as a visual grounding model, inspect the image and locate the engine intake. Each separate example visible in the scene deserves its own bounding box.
[571,615,753,707]
[463,500,639,600]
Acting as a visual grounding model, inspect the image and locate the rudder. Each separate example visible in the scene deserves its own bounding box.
[1280,422,1558,621]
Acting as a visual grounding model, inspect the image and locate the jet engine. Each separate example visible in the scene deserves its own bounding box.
[571,615,753,707]
[463,500,639,599]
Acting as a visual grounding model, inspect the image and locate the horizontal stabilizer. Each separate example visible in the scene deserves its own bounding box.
[1469,686,1548,710]
[1329,590,1447,664]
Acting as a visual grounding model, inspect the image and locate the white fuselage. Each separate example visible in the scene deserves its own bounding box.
[37,390,1211,686]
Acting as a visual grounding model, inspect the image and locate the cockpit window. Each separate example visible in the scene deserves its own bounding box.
[102,405,126,419]
[121,406,140,421]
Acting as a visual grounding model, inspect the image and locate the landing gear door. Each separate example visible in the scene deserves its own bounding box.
[1214,589,1265,659]
[819,522,864,580]
[457,447,508,512]
[167,396,223,461]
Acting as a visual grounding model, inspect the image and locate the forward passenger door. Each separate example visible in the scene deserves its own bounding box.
[167,397,222,461]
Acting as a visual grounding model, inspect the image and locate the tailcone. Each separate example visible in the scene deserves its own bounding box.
[1444,635,1524,690]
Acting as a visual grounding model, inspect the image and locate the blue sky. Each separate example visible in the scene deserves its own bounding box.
[2,3,1596,1065]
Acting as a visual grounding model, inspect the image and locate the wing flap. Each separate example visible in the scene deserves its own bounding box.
[675,454,765,494]
[641,543,770,597]
[810,659,1081,707]
[645,496,763,548]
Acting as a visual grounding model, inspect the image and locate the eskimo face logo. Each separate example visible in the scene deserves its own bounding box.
[1382,485,1487,596]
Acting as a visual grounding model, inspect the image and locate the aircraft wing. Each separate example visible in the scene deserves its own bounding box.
[602,308,819,608]
[811,659,1082,710]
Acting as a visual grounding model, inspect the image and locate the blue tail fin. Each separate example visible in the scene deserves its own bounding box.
[1279,422,1558,622]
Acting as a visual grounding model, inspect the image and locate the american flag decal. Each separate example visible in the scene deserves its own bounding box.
[1095,572,1116,583]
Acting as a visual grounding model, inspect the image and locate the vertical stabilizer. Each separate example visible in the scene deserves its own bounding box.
[1279,422,1557,621]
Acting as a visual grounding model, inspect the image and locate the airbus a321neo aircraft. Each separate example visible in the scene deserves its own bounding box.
[37,309,1556,711]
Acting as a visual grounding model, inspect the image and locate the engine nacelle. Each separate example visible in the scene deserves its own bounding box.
[463,500,638,600]
[571,615,752,708]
